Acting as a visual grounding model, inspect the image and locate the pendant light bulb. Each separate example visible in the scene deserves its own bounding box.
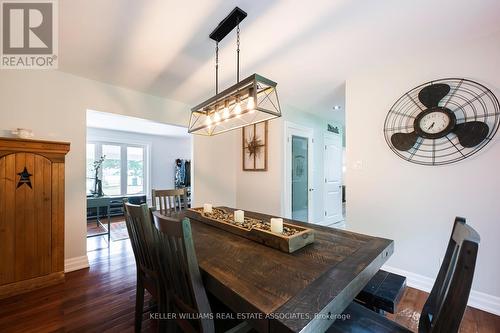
[247,97,255,110]
[247,87,255,110]
[235,97,242,114]
[206,115,212,126]
[214,112,221,123]
[223,101,230,119]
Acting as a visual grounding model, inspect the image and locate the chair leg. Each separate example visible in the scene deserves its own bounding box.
[157,298,166,333]
[108,212,111,243]
[135,275,145,333]
[157,290,170,333]
[160,293,176,333]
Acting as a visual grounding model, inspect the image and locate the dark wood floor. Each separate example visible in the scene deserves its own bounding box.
[387,287,500,333]
[0,238,498,332]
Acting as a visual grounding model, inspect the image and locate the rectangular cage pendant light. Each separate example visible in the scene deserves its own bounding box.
[189,74,281,136]
[188,7,282,136]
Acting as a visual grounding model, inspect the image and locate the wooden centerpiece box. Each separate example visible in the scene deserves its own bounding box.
[0,137,70,299]
[185,207,314,253]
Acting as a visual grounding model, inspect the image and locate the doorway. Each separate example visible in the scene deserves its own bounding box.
[85,110,193,251]
[285,123,314,222]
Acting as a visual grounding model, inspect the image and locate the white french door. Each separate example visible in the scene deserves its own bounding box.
[323,133,343,226]
[285,123,314,222]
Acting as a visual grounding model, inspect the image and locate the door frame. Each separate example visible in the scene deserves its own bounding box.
[323,132,343,226]
[284,121,314,221]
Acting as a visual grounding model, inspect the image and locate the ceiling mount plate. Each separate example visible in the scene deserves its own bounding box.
[209,7,247,42]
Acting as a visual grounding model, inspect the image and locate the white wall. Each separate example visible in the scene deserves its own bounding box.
[345,31,500,306]
[192,131,238,208]
[0,70,189,262]
[87,127,192,196]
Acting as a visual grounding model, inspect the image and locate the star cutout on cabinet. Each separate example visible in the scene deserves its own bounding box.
[17,167,33,189]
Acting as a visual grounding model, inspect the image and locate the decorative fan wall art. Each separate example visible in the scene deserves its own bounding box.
[384,78,500,165]
[242,121,268,171]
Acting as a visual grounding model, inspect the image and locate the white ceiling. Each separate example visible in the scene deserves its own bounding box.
[86,110,191,138]
[60,0,500,124]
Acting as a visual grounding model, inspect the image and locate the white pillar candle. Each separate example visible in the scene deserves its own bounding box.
[234,210,244,223]
[270,218,283,234]
[203,203,213,214]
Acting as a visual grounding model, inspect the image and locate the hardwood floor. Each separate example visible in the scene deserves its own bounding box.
[387,287,500,333]
[0,238,498,332]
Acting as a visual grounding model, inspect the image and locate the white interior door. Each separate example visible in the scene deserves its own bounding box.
[285,123,314,222]
[323,133,343,225]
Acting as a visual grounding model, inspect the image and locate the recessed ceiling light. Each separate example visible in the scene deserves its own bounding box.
[333,105,341,110]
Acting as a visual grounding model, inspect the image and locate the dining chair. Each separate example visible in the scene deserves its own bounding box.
[152,213,251,333]
[327,217,480,333]
[123,201,163,333]
[151,188,187,212]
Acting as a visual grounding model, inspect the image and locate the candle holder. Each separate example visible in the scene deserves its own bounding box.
[191,207,315,253]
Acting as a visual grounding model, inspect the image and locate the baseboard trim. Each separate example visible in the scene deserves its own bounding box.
[382,265,500,316]
[64,256,90,273]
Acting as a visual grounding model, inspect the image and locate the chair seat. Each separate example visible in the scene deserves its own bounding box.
[327,301,412,333]
[355,270,407,313]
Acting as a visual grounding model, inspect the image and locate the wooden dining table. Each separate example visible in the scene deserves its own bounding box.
[153,207,393,333]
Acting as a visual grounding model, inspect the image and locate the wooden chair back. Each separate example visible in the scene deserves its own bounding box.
[152,214,214,333]
[152,188,187,212]
[123,202,159,282]
[419,217,480,333]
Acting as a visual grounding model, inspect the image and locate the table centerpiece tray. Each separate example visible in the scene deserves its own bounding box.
[185,207,314,253]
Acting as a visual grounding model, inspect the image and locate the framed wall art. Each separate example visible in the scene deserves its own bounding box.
[242,121,268,171]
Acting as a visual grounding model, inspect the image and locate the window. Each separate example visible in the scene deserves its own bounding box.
[127,146,144,195]
[86,141,148,196]
[102,145,121,195]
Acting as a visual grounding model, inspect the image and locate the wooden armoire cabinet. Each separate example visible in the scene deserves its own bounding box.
[0,138,70,299]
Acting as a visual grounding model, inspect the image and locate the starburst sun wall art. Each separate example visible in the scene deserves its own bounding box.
[242,121,268,171]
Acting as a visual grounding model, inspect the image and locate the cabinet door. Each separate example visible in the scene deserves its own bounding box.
[0,153,53,284]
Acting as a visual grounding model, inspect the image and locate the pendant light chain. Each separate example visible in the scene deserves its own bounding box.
[215,41,219,94]
[236,22,240,83]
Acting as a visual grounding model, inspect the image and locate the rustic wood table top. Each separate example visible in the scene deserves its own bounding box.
[153,207,394,333]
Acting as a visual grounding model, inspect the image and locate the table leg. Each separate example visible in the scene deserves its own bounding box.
[96,207,100,227]
[107,204,111,242]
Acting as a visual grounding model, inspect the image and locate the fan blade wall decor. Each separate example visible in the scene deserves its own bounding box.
[384,78,500,166]
[189,7,282,136]
[417,83,451,108]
